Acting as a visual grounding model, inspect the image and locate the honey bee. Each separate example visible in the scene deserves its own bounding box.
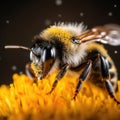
[5,23,120,104]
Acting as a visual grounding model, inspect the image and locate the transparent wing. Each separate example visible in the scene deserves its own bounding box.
[97,24,120,46]
[75,24,120,46]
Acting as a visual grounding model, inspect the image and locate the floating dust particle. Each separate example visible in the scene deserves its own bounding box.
[108,12,113,16]
[6,20,10,24]
[45,19,51,26]
[11,65,17,71]
[19,71,23,74]
[55,0,62,6]
[114,50,118,54]
[58,14,62,18]
[114,4,117,8]
[80,12,84,17]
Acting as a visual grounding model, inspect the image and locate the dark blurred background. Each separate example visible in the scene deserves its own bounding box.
[0,0,120,84]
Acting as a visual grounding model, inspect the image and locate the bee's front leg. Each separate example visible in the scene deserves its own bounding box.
[25,63,37,81]
[47,64,70,94]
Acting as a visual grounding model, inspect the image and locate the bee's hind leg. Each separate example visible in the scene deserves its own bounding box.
[100,55,120,104]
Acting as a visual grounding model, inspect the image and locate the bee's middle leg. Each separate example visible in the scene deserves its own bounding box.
[73,60,92,100]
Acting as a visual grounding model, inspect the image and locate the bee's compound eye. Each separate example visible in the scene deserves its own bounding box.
[30,51,39,64]
[71,37,81,44]
[50,46,56,58]
[31,44,42,56]
[41,49,47,62]
[30,51,34,61]
[41,46,56,62]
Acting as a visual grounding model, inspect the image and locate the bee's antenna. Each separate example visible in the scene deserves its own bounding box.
[4,45,30,51]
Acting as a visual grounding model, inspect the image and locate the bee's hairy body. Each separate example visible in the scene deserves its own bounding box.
[31,23,118,91]
[5,22,120,103]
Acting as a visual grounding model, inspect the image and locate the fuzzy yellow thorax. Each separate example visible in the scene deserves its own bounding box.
[41,26,72,46]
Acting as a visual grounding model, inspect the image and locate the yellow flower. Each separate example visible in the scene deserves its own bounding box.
[0,73,120,120]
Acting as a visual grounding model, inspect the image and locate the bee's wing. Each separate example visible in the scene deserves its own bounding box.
[76,24,120,46]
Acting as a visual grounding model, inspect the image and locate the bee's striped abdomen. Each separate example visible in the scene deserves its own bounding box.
[86,43,118,91]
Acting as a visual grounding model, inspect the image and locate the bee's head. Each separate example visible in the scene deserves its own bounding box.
[30,39,56,78]
[4,38,57,79]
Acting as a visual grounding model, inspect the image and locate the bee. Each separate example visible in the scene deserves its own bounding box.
[5,22,120,104]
